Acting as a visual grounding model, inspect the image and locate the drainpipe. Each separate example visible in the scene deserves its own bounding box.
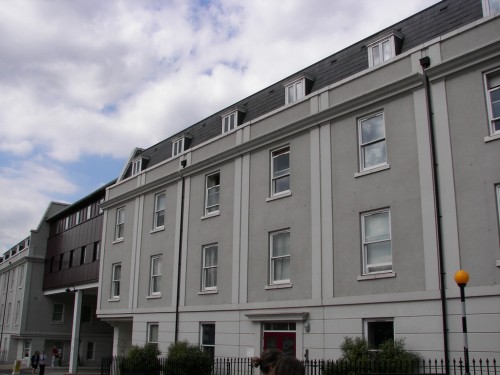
[174,160,187,343]
[419,56,450,373]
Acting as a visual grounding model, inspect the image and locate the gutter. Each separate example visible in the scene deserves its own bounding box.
[419,56,450,372]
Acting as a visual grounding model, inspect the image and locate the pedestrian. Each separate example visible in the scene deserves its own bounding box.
[51,346,58,367]
[31,351,39,375]
[252,348,284,375]
[274,356,305,375]
[39,351,47,375]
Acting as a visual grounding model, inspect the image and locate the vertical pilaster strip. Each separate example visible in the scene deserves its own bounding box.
[320,123,334,299]
[232,157,242,305]
[431,79,461,287]
[310,127,322,300]
[239,153,250,304]
[179,176,190,307]
[413,87,440,291]
[132,196,144,309]
[97,201,108,311]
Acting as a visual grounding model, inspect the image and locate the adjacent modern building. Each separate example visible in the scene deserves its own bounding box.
[97,0,500,362]
[0,183,115,371]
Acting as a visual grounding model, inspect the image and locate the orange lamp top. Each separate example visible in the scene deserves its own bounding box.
[454,270,469,286]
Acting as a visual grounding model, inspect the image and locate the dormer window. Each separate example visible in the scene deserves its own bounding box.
[172,135,191,157]
[284,75,314,105]
[482,0,500,16]
[221,108,246,134]
[131,159,142,176]
[223,112,236,133]
[367,32,403,67]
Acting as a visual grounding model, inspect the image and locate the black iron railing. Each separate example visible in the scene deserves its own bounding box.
[102,357,498,375]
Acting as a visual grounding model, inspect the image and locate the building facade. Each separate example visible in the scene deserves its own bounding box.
[0,183,115,371]
[97,0,500,362]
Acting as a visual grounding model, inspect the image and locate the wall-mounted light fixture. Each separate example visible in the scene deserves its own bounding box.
[304,321,310,333]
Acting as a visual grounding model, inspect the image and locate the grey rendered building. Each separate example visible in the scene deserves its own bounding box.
[97,0,500,361]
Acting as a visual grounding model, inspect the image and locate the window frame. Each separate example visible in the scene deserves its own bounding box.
[367,36,396,67]
[149,255,162,297]
[285,78,305,104]
[364,318,395,350]
[131,159,142,176]
[115,207,125,241]
[153,192,166,230]
[484,69,500,136]
[200,322,215,356]
[52,303,64,323]
[269,229,291,285]
[172,137,185,157]
[86,342,95,360]
[361,209,393,275]
[358,112,387,172]
[147,323,159,345]
[270,146,291,197]
[202,244,218,291]
[205,172,220,216]
[81,305,93,324]
[222,111,237,133]
[111,263,121,299]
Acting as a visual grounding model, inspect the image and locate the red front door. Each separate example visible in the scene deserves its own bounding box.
[263,331,296,357]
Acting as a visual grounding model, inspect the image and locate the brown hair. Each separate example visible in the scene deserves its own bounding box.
[274,356,305,375]
[253,349,284,374]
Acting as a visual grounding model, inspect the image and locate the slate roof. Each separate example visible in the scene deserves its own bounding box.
[122,0,483,179]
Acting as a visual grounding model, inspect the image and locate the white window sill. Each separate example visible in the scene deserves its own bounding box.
[147,294,162,299]
[357,272,396,281]
[266,191,292,202]
[198,289,218,295]
[354,164,390,178]
[265,282,293,290]
[108,297,120,302]
[484,133,500,143]
[112,239,124,245]
[150,227,164,234]
[201,211,220,220]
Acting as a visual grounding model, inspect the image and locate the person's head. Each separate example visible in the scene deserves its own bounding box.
[274,356,305,375]
[253,348,284,374]
[35,351,39,355]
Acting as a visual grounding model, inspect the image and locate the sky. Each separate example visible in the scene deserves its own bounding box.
[0,0,440,252]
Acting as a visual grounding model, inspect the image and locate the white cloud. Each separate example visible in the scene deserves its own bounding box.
[0,159,77,251]
[0,0,439,251]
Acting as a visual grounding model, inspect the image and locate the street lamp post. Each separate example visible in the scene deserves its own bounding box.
[454,270,470,375]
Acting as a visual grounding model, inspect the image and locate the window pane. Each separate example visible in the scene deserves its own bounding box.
[363,141,387,168]
[491,89,500,118]
[207,186,220,207]
[372,46,380,65]
[204,247,217,266]
[296,81,303,100]
[149,324,159,343]
[366,241,392,265]
[273,153,289,177]
[490,0,500,13]
[382,40,391,61]
[156,194,166,211]
[202,324,215,345]
[367,321,394,349]
[365,212,390,241]
[273,257,290,281]
[288,85,295,103]
[361,114,384,144]
[115,265,121,280]
[272,232,290,256]
[205,268,217,287]
[274,175,290,193]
